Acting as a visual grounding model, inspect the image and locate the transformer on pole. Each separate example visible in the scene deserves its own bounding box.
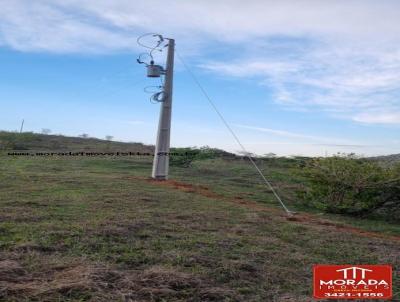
[137,34,175,180]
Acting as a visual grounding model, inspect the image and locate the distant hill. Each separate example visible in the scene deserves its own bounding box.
[0,131,236,159]
[370,153,400,165]
[0,131,154,153]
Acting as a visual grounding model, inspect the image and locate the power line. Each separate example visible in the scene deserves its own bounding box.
[176,50,293,216]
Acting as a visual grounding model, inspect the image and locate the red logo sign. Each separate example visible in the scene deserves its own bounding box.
[313,265,392,299]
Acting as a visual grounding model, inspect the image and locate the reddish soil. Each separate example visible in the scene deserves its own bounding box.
[132,177,400,243]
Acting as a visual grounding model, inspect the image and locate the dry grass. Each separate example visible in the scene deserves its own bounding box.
[0,256,237,302]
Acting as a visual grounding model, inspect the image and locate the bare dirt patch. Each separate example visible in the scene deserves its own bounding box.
[138,177,400,243]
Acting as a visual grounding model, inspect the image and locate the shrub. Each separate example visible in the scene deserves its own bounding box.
[298,155,400,219]
[169,147,200,167]
[169,147,229,167]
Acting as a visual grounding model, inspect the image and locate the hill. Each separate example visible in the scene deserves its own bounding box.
[0,132,399,301]
[0,131,153,153]
[371,153,400,164]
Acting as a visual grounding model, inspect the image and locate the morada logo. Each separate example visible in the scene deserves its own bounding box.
[313,265,392,299]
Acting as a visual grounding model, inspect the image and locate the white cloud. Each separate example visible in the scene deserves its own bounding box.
[0,1,138,52]
[201,43,400,124]
[234,124,327,141]
[230,124,392,156]
[234,123,370,146]
[199,60,298,78]
[1,0,400,52]
[1,0,400,125]
[352,112,400,124]
[54,0,400,42]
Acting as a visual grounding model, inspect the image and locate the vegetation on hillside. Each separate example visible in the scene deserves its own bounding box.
[2,131,399,223]
[169,146,236,167]
[1,138,399,301]
[297,155,400,221]
[0,131,152,153]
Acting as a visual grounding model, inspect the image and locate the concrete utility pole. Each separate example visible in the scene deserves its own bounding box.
[137,34,175,180]
[19,119,24,133]
[152,39,174,180]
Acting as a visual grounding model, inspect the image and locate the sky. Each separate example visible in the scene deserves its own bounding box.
[0,0,399,156]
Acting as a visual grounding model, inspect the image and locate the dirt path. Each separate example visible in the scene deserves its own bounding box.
[131,177,400,243]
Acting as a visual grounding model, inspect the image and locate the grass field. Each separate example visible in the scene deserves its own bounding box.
[0,134,399,301]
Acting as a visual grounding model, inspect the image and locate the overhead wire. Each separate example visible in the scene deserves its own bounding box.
[137,33,166,64]
[137,33,168,104]
[175,50,294,216]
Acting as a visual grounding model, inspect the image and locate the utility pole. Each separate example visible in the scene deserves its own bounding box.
[137,34,174,180]
[152,39,174,180]
[19,119,24,133]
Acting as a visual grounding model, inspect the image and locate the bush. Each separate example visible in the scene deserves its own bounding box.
[298,155,400,219]
[169,148,200,167]
[169,147,229,167]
